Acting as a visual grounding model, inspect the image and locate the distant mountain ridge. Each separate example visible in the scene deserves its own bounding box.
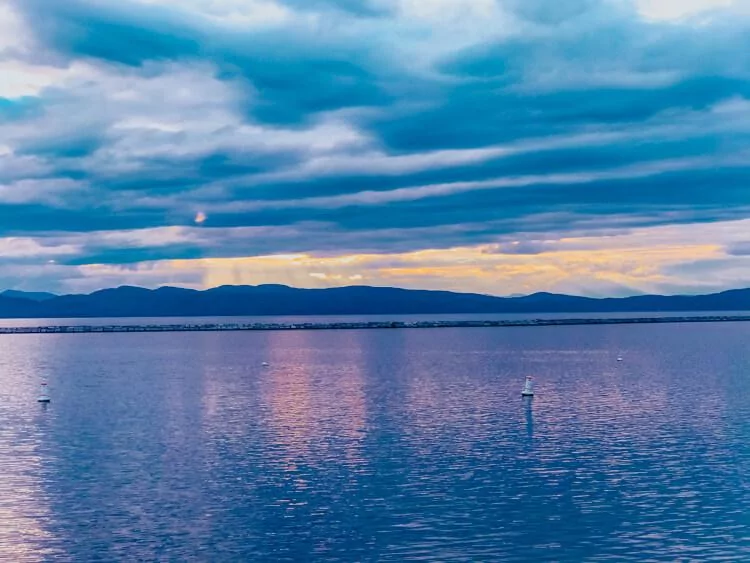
[1,290,58,302]
[1,284,750,319]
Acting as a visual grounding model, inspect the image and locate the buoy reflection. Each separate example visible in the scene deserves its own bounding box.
[523,395,533,438]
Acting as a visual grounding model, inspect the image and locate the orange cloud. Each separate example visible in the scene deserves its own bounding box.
[156,239,722,296]
[72,218,746,296]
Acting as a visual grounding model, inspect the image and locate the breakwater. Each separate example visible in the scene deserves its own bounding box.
[0,315,749,334]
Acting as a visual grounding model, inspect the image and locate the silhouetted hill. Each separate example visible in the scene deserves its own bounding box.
[1,290,57,302]
[1,284,750,319]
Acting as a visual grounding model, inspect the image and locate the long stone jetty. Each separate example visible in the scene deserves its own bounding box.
[0,315,749,334]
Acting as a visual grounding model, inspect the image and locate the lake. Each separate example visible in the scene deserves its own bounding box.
[1,321,749,561]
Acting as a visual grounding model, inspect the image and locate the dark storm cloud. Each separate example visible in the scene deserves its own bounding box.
[277,0,390,16]
[368,0,750,150]
[12,0,393,125]
[15,0,204,66]
[60,246,205,265]
[216,132,742,204]
[0,204,165,235]
[185,167,750,245]
[505,0,597,24]
[0,97,43,121]
[373,76,750,151]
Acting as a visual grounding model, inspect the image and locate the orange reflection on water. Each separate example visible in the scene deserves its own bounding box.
[263,331,367,471]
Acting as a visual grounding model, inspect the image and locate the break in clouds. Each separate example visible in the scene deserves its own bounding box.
[1,0,750,295]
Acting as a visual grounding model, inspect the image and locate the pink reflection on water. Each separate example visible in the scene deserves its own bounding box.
[0,336,61,561]
[262,331,368,472]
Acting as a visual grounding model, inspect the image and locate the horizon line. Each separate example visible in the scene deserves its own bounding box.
[3,283,750,301]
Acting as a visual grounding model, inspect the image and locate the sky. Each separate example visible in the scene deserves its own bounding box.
[0,0,749,297]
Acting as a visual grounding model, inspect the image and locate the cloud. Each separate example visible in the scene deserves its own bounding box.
[0,0,748,296]
[725,241,750,256]
[13,221,727,297]
[278,0,389,16]
[636,0,738,20]
[11,0,396,123]
[0,178,89,206]
[130,0,296,26]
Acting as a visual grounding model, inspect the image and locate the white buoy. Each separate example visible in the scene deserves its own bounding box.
[521,376,534,397]
[617,356,623,362]
[261,362,270,367]
[37,381,50,403]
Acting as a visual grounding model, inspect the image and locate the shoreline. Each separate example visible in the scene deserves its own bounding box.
[0,314,749,334]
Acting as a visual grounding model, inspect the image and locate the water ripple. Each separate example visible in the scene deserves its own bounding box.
[0,324,749,560]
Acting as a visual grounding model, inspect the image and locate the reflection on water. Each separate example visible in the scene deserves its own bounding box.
[0,323,750,560]
[0,419,55,562]
[0,337,60,561]
[523,396,534,439]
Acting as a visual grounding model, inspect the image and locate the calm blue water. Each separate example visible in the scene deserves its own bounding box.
[1,322,750,561]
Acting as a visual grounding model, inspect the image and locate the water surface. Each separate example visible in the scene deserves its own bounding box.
[1,322,749,561]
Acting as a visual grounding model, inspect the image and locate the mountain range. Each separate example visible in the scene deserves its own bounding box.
[1,285,750,319]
